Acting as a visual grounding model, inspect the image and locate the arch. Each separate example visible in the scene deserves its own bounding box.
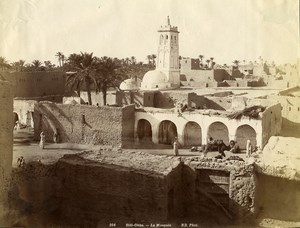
[137,119,152,142]
[235,125,257,150]
[184,121,202,146]
[207,122,229,144]
[158,120,177,145]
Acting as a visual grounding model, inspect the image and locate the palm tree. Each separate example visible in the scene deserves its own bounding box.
[11,60,25,71]
[199,55,204,64]
[55,52,64,67]
[44,60,54,70]
[151,54,157,66]
[130,56,136,65]
[125,57,131,65]
[32,60,42,70]
[210,57,214,68]
[96,57,124,105]
[233,60,240,67]
[0,57,11,71]
[206,59,210,69]
[61,54,66,66]
[211,61,216,69]
[146,55,152,65]
[66,52,99,105]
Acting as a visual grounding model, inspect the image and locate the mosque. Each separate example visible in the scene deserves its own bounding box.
[120,16,181,91]
[117,17,282,150]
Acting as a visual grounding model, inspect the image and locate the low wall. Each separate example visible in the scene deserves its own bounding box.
[33,102,135,147]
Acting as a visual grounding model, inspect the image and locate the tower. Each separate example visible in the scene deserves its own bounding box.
[156,16,180,87]
[140,17,180,90]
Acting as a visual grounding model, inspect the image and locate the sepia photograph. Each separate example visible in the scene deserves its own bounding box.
[0,0,299,227]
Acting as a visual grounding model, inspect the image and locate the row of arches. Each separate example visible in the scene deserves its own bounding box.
[137,119,257,149]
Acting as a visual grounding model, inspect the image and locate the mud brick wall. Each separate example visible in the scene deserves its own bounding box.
[34,102,135,147]
[153,91,190,108]
[58,157,169,224]
[9,155,181,226]
[1,71,65,98]
[0,80,13,206]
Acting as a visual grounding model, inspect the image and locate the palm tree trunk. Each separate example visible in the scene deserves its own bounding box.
[102,84,107,106]
[86,78,92,105]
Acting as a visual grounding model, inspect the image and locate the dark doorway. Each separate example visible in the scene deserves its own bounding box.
[158,120,178,144]
[207,122,229,144]
[137,119,152,142]
[235,125,257,149]
[196,169,230,209]
[184,121,202,146]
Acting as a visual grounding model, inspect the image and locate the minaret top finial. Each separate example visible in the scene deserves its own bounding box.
[167,16,170,25]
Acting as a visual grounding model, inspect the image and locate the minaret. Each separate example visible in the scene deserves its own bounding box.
[156,16,180,88]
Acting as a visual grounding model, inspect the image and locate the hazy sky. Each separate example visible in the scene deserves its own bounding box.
[0,0,299,65]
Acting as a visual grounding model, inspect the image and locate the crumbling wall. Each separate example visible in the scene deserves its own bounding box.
[204,96,232,110]
[153,91,189,108]
[0,80,13,225]
[58,157,169,224]
[183,157,256,223]
[33,102,135,147]
[261,103,282,147]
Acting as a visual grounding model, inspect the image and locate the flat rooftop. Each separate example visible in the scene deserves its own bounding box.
[59,149,182,176]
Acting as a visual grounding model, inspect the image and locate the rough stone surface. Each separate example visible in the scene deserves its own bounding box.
[257,136,300,180]
[182,156,256,222]
[33,102,135,147]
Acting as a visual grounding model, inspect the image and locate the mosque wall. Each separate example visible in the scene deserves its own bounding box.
[80,91,117,106]
[135,109,264,148]
[33,102,135,147]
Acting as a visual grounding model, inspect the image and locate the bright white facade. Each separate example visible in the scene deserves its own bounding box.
[120,78,141,91]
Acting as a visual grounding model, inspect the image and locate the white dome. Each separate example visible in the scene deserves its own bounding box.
[119,78,141,91]
[142,70,167,85]
[140,70,171,90]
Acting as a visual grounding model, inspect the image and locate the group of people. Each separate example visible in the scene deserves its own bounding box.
[203,137,241,157]
[39,130,60,149]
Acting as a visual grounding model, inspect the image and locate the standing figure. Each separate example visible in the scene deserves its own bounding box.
[173,137,179,156]
[40,131,46,149]
[53,129,59,143]
[246,139,252,157]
